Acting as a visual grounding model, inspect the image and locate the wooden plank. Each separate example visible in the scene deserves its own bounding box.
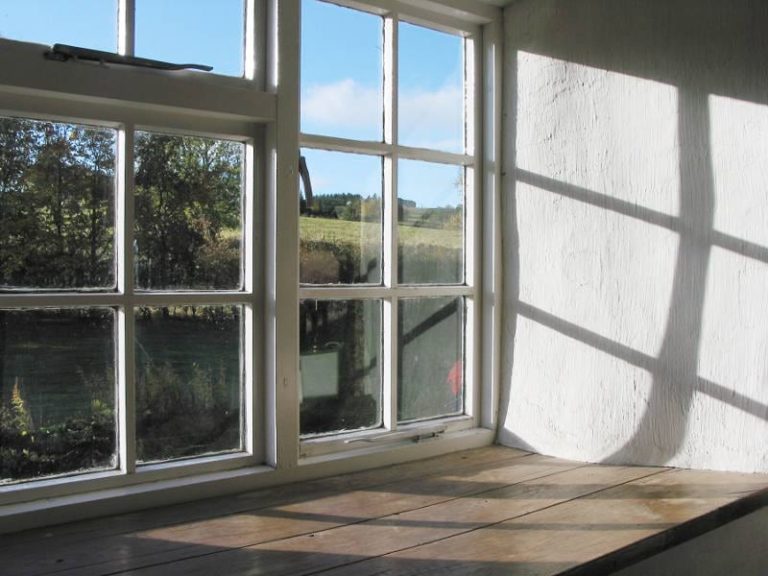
[321,468,768,576]
[0,447,527,549]
[4,449,766,576]
[112,462,653,576]
[2,447,532,575]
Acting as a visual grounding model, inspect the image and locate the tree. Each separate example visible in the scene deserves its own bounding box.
[134,133,242,290]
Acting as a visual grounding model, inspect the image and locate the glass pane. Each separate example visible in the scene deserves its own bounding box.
[136,0,244,77]
[301,0,383,141]
[0,117,116,290]
[0,1,117,51]
[398,160,464,284]
[398,297,464,423]
[135,305,242,463]
[300,300,381,435]
[0,308,116,484]
[399,22,464,152]
[134,132,244,291]
[300,149,382,285]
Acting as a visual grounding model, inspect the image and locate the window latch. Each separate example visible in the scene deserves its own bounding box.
[44,44,213,72]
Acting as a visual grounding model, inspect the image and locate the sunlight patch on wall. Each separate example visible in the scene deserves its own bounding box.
[501,316,654,462]
[517,184,679,357]
[709,94,768,249]
[516,51,679,217]
[698,246,768,412]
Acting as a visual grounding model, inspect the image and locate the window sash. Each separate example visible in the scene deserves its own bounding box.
[297,2,481,449]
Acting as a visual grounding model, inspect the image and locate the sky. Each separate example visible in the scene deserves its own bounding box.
[0,0,465,208]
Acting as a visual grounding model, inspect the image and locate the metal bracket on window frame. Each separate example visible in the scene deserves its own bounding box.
[44,44,213,72]
[344,424,447,445]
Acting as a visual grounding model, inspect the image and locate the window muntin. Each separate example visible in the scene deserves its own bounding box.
[0,1,117,51]
[300,148,383,285]
[299,1,476,441]
[299,299,382,436]
[0,117,117,291]
[135,0,245,77]
[134,132,245,291]
[135,305,243,463]
[300,0,383,141]
[0,307,117,484]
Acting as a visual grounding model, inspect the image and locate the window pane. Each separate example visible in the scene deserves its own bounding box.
[0,308,116,484]
[135,0,244,77]
[398,297,464,423]
[300,299,381,435]
[399,22,464,152]
[300,149,382,285]
[135,305,242,463]
[0,1,117,51]
[134,132,244,291]
[301,0,383,141]
[0,117,116,290]
[398,160,464,284]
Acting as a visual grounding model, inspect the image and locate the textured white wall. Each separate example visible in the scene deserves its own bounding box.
[499,0,768,472]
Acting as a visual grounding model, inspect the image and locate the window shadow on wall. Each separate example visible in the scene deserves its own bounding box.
[500,0,768,466]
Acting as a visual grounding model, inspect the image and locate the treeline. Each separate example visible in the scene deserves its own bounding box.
[0,117,243,291]
[302,192,462,230]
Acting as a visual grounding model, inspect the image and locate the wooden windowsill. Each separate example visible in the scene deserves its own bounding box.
[2,446,767,575]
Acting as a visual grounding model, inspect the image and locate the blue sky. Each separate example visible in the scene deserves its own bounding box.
[0,0,464,208]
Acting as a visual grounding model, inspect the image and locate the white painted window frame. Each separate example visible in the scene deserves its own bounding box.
[0,0,502,529]
[297,0,486,458]
[0,0,269,505]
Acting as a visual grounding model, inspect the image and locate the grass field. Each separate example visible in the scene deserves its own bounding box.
[300,216,462,249]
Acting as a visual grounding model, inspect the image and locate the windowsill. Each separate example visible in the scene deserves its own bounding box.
[2,445,766,575]
[0,426,494,534]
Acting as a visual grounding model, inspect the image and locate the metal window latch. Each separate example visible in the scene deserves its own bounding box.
[44,44,213,72]
[345,424,448,445]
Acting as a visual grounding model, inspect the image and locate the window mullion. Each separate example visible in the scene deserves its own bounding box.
[382,13,399,431]
[118,0,135,56]
[117,125,136,474]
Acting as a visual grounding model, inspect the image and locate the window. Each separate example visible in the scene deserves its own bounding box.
[0,0,499,523]
[299,0,479,448]
[0,1,262,488]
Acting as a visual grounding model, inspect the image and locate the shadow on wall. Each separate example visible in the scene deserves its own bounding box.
[499,0,768,470]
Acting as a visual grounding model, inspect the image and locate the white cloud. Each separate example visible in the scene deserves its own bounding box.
[302,79,381,132]
[400,84,464,151]
[302,79,464,151]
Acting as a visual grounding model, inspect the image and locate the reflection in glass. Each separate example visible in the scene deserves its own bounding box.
[398,160,464,284]
[134,132,244,291]
[135,306,242,463]
[0,1,117,51]
[301,0,383,141]
[300,300,381,435]
[399,22,464,152]
[300,149,382,285]
[0,117,116,290]
[0,308,116,483]
[136,0,244,77]
[398,297,464,423]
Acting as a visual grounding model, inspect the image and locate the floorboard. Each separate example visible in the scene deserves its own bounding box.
[2,447,767,576]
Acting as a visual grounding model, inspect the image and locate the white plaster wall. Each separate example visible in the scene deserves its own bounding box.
[499,0,768,472]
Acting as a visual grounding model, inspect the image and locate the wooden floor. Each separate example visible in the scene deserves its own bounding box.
[3,447,768,576]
